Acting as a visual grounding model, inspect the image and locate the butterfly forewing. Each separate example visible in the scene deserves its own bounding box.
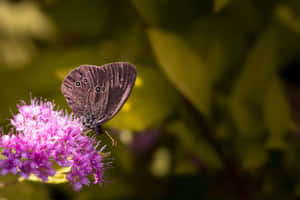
[61,62,137,127]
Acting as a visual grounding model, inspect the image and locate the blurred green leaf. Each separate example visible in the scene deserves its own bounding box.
[0,1,55,68]
[130,0,204,30]
[230,101,263,138]
[28,47,104,98]
[215,121,231,140]
[168,121,223,169]
[214,0,230,13]
[227,0,262,33]
[116,22,151,63]
[173,158,197,175]
[75,179,134,200]
[147,28,211,116]
[0,177,50,200]
[150,147,171,177]
[205,39,227,84]
[113,142,134,174]
[0,39,34,68]
[107,65,179,131]
[47,0,109,37]
[230,28,278,136]
[231,28,278,103]
[0,1,54,39]
[263,175,274,196]
[237,142,267,171]
[264,78,293,149]
[243,148,267,171]
[275,4,300,34]
[295,181,300,197]
[185,18,247,89]
[130,0,162,26]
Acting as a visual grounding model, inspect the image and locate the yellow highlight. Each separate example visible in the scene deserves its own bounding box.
[56,68,72,80]
[122,102,131,112]
[119,130,133,144]
[135,76,143,88]
[19,167,70,184]
[150,148,171,177]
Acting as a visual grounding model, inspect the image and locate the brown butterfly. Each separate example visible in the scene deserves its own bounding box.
[61,62,136,143]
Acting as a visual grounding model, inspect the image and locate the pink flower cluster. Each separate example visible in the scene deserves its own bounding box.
[0,98,109,191]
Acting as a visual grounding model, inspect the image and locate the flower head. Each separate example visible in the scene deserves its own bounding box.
[0,98,109,191]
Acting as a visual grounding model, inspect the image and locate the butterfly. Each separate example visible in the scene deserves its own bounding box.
[61,62,137,144]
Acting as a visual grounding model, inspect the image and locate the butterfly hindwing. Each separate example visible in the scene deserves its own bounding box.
[98,62,137,124]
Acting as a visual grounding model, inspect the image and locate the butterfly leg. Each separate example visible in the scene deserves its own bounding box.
[83,129,93,134]
[104,130,117,147]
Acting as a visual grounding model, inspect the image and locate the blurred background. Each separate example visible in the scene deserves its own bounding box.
[1,0,300,199]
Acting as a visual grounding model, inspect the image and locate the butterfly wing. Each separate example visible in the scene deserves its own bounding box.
[83,62,137,124]
[62,62,137,125]
[61,66,92,117]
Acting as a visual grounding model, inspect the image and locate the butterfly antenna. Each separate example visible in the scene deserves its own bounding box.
[104,130,117,147]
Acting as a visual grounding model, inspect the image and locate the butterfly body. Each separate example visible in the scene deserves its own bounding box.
[93,125,103,135]
[61,62,137,134]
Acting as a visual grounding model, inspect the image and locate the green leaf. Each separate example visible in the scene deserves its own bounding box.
[227,0,262,32]
[0,176,50,200]
[205,39,227,84]
[295,181,300,197]
[113,142,134,174]
[0,1,55,68]
[168,121,223,169]
[130,0,203,30]
[147,28,211,116]
[264,78,293,149]
[231,28,278,103]
[215,121,231,140]
[75,179,135,200]
[173,158,197,175]
[237,142,267,171]
[130,0,162,26]
[275,4,300,34]
[47,0,109,37]
[243,149,267,171]
[230,28,278,136]
[150,147,171,177]
[230,99,263,137]
[214,0,230,13]
[0,1,54,39]
[185,18,248,87]
[107,65,179,131]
